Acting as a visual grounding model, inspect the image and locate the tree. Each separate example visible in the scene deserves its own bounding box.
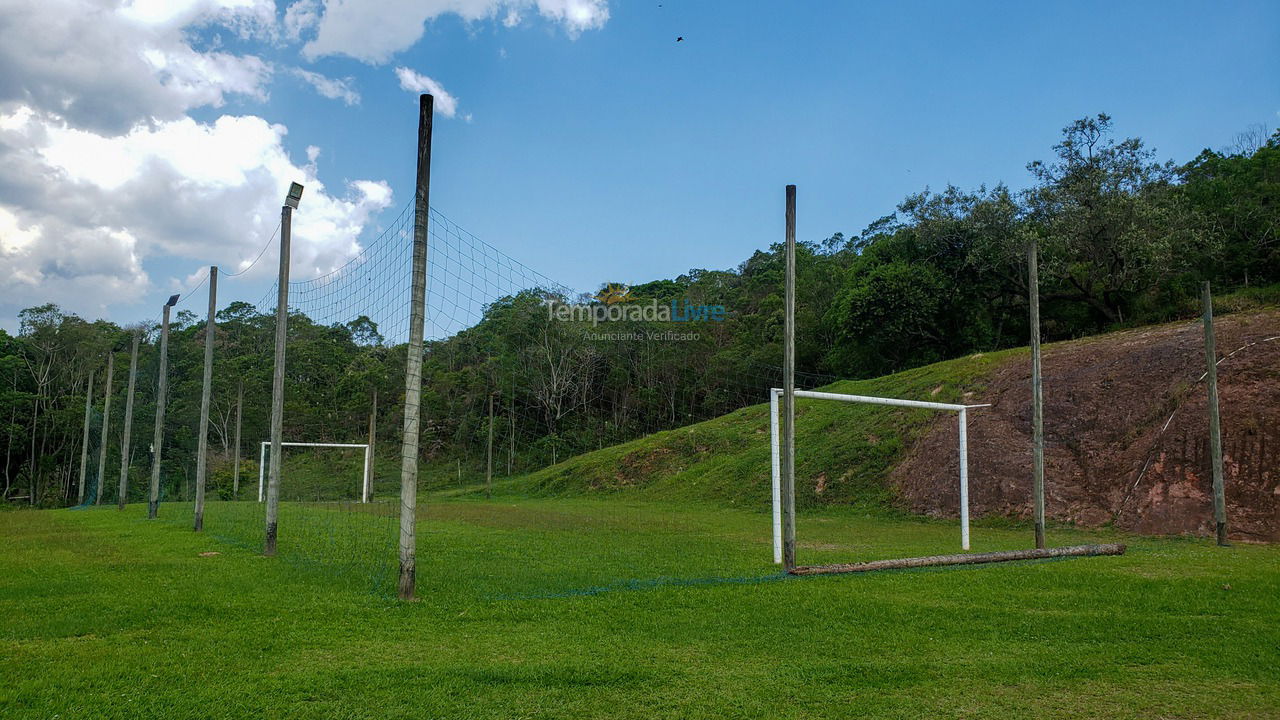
[1023,113,1207,326]
[1180,129,1280,286]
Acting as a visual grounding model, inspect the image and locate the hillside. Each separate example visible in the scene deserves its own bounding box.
[473,306,1280,542]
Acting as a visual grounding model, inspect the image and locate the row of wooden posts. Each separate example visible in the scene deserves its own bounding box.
[76,101,1230,598]
[71,94,437,601]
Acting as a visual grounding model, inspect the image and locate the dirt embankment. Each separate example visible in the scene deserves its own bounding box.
[892,309,1280,541]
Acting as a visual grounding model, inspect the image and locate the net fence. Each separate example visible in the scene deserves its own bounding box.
[84,197,864,598]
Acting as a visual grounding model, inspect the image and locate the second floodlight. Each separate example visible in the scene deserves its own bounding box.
[285,182,304,209]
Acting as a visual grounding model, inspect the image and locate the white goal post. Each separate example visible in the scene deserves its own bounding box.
[257,442,373,504]
[770,388,990,562]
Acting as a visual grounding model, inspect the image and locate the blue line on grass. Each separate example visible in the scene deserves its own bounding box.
[492,572,794,600]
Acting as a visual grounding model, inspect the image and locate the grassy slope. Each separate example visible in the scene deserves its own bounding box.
[462,286,1280,514]
[467,349,1019,511]
[2,504,1278,719]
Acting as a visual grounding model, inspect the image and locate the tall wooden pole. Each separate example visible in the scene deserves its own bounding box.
[149,303,174,519]
[781,184,797,572]
[1201,282,1229,546]
[366,389,377,501]
[94,351,115,504]
[232,380,242,498]
[118,333,139,510]
[265,189,299,555]
[77,368,95,505]
[194,266,217,531]
[398,93,432,600]
[1029,240,1046,549]
[486,392,494,499]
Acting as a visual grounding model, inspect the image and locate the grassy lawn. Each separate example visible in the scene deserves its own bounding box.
[1,500,1277,719]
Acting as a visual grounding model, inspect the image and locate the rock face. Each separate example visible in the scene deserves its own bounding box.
[891,309,1280,542]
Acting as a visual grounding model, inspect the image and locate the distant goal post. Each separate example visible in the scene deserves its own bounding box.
[257,441,373,504]
[769,388,990,562]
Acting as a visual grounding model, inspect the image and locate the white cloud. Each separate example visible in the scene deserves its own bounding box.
[0,0,398,325]
[118,0,276,37]
[302,0,608,63]
[532,0,609,36]
[0,106,393,321]
[0,0,274,134]
[291,68,361,105]
[394,67,459,118]
[0,205,149,319]
[283,0,323,41]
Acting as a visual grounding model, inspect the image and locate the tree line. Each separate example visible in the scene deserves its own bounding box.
[2,115,1276,505]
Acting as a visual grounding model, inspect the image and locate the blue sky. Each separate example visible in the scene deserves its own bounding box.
[1,0,1278,330]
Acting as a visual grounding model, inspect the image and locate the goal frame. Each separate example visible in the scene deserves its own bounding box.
[769,388,989,563]
[257,441,373,504]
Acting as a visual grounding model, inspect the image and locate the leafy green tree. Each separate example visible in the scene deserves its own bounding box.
[1180,130,1280,286]
[1023,113,1208,325]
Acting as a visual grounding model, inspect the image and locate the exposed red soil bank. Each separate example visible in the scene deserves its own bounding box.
[892,309,1280,541]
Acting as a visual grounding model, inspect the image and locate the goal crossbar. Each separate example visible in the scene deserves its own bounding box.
[770,388,991,563]
[257,442,372,503]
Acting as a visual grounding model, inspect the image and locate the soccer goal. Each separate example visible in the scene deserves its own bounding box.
[769,388,990,562]
[257,442,373,504]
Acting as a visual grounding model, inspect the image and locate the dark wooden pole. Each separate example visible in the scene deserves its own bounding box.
[149,304,173,519]
[398,93,433,600]
[486,392,494,499]
[1202,281,1229,546]
[232,380,242,499]
[194,266,217,531]
[77,368,95,505]
[118,332,139,510]
[1029,240,1046,549]
[94,351,114,504]
[781,185,797,572]
[265,187,299,555]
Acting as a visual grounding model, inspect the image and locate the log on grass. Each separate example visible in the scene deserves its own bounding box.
[790,543,1126,576]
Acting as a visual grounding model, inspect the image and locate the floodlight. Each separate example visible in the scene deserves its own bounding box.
[285,182,305,209]
[165,294,180,307]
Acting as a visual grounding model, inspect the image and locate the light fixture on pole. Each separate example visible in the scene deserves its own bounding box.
[285,182,304,210]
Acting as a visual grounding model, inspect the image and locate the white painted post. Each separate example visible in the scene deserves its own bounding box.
[258,441,367,503]
[770,388,989,555]
[959,407,970,551]
[781,185,797,572]
[258,441,266,503]
[362,444,371,503]
[770,388,782,564]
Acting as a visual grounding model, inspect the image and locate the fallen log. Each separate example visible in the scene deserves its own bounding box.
[790,543,1126,576]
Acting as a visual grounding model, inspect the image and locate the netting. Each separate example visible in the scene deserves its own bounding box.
[90,190,873,598]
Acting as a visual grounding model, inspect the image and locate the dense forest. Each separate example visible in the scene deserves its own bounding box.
[3,115,1277,506]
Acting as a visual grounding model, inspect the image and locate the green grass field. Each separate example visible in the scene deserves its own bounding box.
[2,499,1277,719]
